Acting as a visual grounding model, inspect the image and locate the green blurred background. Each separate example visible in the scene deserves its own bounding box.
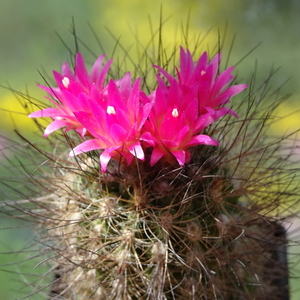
[0,0,300,299]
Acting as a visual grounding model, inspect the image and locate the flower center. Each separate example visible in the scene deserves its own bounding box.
[172,108,179,118]
[62,77,70,88]
[107,105,116,115]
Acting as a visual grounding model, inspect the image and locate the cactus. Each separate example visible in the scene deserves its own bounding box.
[2,26,297,300]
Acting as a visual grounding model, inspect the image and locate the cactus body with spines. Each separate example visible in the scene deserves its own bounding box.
[43,137,290,299]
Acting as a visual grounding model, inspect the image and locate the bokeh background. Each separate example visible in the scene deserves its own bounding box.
[0,0,300,299]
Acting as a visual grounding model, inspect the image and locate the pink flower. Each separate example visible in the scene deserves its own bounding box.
[29,53,113,137]
[143,47,248,166]
[142,77,219,166]
[68,73,152,172]
[154,47,248,122]
[28,47,247,171]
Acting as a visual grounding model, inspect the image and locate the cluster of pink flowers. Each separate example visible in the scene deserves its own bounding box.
[29,47,247,172]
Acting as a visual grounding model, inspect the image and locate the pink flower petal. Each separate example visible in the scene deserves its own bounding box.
[121,151,134,166]
[176,125,190,145]
[100,146,120,172]
[138,102,153,131]
[141,131,157,147]
[44,120,70,137]
[69,139,106,157]
[75,53,91,89]
[150,148,166,166]
[29,108,63,118]
[213,84,248,106]
[193,51,208,79]
[211,67,235,97]
[186,134,219,147]
[100,151,112,172]
[127,77,141,115]
[171,149,186,166]
[179,47,194,83]
[90,54,105,82]
[129,143,144,160]
[61,62,75,79]
[153,65,175,83]
[110,123,128,143]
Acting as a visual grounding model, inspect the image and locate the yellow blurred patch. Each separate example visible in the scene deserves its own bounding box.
[91,0,219,72]
[270,96,300,136]
[0,93,47,134]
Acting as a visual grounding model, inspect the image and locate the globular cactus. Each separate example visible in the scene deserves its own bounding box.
[3,29,296,300]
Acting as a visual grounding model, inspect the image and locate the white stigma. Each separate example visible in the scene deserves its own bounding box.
[201,70,206,76]
[62,77,70,88]
[107,105,116,115]
[172,108,179,118]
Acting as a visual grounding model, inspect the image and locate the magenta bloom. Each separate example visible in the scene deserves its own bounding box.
[29,53,112,137]
[154,47,248,122]
[28,47,247,171]
[143,47,248,166]
[69,73,153,172]
[142,77,219,166]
